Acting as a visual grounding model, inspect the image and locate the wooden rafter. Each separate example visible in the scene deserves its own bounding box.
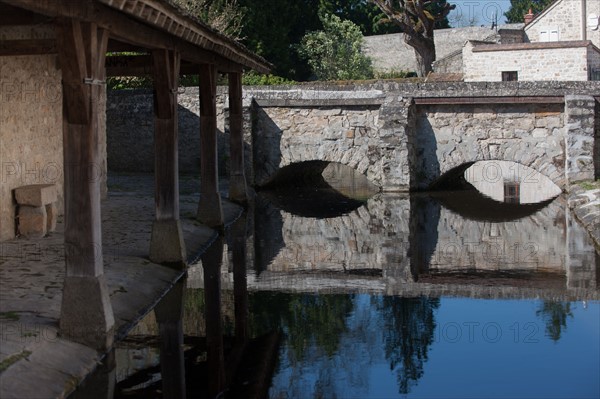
[1,0,271,73]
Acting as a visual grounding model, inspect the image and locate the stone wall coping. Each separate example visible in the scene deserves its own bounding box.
[107,81,600,102]
[472,40,598,52]
[254,98,385,107]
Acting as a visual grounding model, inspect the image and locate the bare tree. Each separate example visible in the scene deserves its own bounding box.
[370,0,455,77]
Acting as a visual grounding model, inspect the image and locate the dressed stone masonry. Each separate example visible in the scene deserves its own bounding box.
[14,184,58,238]
[107,82,600,192]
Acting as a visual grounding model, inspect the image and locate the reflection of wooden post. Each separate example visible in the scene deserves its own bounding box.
[232,214,249,341]
[197,64,224,227]
[71,350,116,398]
[155,280,186,399]
[228,72,249,204]
[149,49,186,266]
[202,237,226,397]
[57,19,114,351]
[226,214,249,385]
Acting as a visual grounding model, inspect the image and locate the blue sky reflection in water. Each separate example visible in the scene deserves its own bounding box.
[259,294,600,399]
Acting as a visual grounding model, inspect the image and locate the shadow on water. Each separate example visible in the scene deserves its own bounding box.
[259,161,379,219]
[430,189,556,222]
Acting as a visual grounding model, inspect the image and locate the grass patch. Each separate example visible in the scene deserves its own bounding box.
[0,311,20,321]
[0,350,32,372]
[578,180,600,190]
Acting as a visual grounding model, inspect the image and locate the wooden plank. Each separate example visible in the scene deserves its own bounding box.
[0,2,51,25]
[0,39,56,56]
[228,72,248,204]
[197,63,224,227]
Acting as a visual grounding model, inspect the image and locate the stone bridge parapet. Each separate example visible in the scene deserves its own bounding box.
[107,82,600,191]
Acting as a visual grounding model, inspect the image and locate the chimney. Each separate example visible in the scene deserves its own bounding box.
[524,8,534,24]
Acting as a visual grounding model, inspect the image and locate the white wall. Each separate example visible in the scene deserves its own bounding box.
[463,41,590,81]
[464,161,562,204]
[525,0,600,47]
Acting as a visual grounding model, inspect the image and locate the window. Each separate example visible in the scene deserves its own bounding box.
[504,182,520,204]
[540,27,559,42]
[590,68,600,81]
[502,71,519,81]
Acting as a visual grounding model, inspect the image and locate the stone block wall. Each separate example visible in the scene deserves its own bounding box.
[412,103,566,190]
[463,42,590,81]
[0,26,63,242]
[252,105,381,186]
[432,50,463,74]
[525,0,600,47]
[596,99,600,180]
[565,95,596,183]
[362,24,520,73]
[105,82,599,195]
[106,87,229,175]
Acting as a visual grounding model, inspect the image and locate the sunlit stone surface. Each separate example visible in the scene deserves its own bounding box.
[465,160,562,204]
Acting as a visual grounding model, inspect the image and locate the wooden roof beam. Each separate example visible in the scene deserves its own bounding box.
[3,0,270,73]
[0,39,56,56]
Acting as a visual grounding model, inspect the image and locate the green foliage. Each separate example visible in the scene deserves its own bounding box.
[374,69,418,79]
[504,0,555,24]
[318,0,401,35]
[298,14,374,81]
[107,76,152,90]
[173,0,245,40]
[536,301,573,342]
[239,0,322,80]
[249,292,354,363]
[241,71,296,86]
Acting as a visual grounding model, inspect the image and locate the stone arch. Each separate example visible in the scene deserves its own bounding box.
[258,154,379,189]
[436,141,566,191]
[432,158,562,204]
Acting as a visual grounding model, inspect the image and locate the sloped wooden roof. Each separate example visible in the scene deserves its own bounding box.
[0,0,272,73]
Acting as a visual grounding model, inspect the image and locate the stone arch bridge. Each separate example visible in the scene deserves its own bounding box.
[238,82,599,192]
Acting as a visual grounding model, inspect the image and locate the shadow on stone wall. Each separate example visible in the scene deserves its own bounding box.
[409,115,441,191]
[106,92,230,175]
[251,107,282,187]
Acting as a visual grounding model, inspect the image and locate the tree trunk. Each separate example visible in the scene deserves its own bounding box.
[406,35,436,77]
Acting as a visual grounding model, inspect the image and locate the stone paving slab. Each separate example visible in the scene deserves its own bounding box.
[0,174,243,398]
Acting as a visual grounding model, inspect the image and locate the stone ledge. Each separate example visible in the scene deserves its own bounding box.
[14,184,57,207]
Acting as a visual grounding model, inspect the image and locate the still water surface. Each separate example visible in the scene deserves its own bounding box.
[76,178,600,398]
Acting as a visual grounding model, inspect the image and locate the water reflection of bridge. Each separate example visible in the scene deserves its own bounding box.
[190,192,599,302]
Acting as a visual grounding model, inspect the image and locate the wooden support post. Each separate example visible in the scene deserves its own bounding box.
[197,63,224,228]
[56,19,114,351]
[202,237,226,398]
[149,49,187,266]
[228,72,249,204]
[155,280,187,399]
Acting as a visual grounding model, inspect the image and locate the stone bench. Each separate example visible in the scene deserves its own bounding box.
[14,184,58,239]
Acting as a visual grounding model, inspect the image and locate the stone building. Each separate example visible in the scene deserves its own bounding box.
[461,0,600,81]
[364,0,600,81]
[362,24,524,74]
